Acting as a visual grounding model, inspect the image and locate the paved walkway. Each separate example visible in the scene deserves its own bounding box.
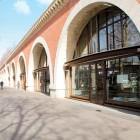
[0,88,140,140]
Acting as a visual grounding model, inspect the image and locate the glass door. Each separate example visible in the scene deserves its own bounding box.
[96,62,105,104]
[45,69,50,95]
[71,65,90,99]
[106,55,140,107]
[65,69,71,98]
[90,64,97,102]
[90,62,105,104]
[20,73,26,90]
[40,71,45,93]
[40,70,50,95]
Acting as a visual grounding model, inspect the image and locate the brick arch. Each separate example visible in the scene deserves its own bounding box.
[6,64,10,87]
[17,52,27,75]
[10,60,16,87]
[54,0,140,97]
[27,36,53,92]
[17,52,27,89]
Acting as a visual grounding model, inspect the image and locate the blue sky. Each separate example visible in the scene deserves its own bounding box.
[0,0,53,59]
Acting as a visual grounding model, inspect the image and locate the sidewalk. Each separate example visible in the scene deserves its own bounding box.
[0,87,140,140]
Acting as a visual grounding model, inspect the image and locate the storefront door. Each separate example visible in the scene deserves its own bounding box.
[106,55,140,108]
[39,70,50,95]
[20,74,26,90]
[90,64,97,102]
[40,71,46,93]
[90,62,105,104]
[34,68,50,95]
[96,62,106,104]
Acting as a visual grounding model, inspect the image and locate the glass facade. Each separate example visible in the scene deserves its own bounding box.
[67,6,140,109]
[71,54,140,107]
[73,7,140,59]
[33,47,50,95]
[34,69,50,95]
[72,65,90,98]
[107,56,140,104]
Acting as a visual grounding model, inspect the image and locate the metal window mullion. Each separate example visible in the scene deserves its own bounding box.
[106,11,109,51]
[46,53,47,67]
[88,22,92,54]
[112,14,115,49]
[120,13,124,48]
[97,15,100,52]
[89,64,92,101]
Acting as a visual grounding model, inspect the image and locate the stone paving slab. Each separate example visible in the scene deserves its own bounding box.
[0,87,140,140]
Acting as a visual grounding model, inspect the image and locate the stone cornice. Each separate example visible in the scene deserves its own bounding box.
[0,0,69,70]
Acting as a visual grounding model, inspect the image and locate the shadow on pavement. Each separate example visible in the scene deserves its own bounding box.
[0,88,139,140]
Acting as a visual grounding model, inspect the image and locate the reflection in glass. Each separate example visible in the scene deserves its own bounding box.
[33,47,50,95]
[123,18,140,48]
[99,12,106,28]
[114,22,122,49]
[113,9,120,22]
[74,27,89,58]
[96,63,104,94]
[107,55,140,104]
[108,25,114,50]
[74,6,140,59]
[107,11,113,24]
[72,65,90,98]
[90,19,98,53]
[99,28,107,52]
[91,64,96,99]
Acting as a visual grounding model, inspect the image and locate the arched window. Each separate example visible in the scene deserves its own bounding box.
[33,45,50,95]
[38,48,47,68]
[19,56,26,90]
[73,6,140,58]
[68,6,140,109]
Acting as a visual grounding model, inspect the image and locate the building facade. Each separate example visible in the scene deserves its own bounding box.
[0,0,140,110]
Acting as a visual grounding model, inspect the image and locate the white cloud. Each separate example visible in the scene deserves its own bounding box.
[14,0,31,15]
[37,0,53,6]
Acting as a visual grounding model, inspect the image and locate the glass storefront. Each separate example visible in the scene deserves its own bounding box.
[107,55,140,104]
[73,7,140,59]
[70,54,140,107]
[90,64,97,100]
[34,68,50,95]
[72,65,90,99]
[66,6,140,109]
[71,62,105,103]
[33,47,50,95]
[20,73,26,90]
